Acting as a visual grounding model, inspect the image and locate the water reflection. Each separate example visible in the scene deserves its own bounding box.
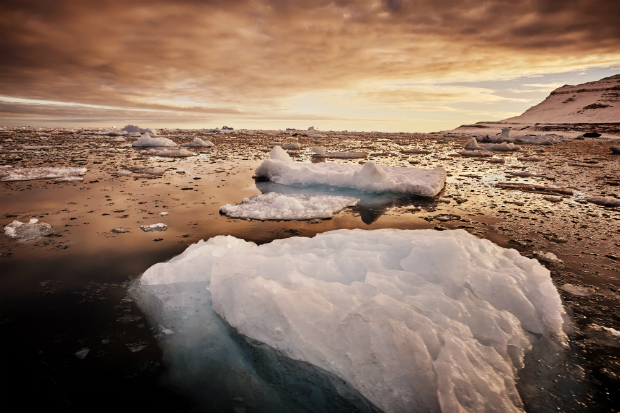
[255,181,441,224]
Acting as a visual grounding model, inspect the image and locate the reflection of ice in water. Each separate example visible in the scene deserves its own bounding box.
[255,181,438,224]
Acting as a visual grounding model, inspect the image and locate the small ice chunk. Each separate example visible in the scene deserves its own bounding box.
[132,133,177,147]
[220,192,359,220]
[560,284,593,297]
[269,146,293,163]
[585,324,620,348]
[53,176,83,182]
[160,212,169,216]
[111,228,129,233]
[74,348,89,360]
[312,146,326,155]
[181,137,214,147]
[114,170,133,177]
[536,251,563,264]
[140,223,168,232]
[353,161,389,183]
[0,167,87,182]
[464,137,520,152]
[4,220,54,240]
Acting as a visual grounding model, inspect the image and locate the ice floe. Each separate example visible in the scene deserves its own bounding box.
[137,229,568,413]
[465,137,521,152]
[140,148,195,158]
[585,324,620,348]
[181,137,214,147]
[132,133,177,147]
[122,125,158,135]
[4,219,54,240]
[0,167,87,182]
[255,151,446,197]
[220,192,359,220]
[140,223,168,232]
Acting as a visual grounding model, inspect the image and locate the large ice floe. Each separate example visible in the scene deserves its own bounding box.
[132,133,177,147]
[181,137,214,147]
[136,229,568,413]
[464,137,521,152]
[220,192,359,220]
[255,146,446,197]
[4,219,53,240]
[0,166,87,182]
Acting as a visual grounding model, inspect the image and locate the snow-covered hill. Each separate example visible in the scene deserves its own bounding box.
[505,74,620,123]
[446,74,620,137]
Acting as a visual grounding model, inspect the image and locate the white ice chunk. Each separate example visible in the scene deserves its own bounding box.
[255,159,446,197]
[219,192,359,220]
[585,324,620,348]
[465,137,521,151]
[140,223,168,232]
[132,133,177,147]
[269,146,293,163]
[0,167,87,182]
[181,137,214,147]
[312,146,326,155]
[138,229,568,413]
[4,219,54,240]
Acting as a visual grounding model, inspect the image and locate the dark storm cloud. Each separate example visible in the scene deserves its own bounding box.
[0,0,618,121]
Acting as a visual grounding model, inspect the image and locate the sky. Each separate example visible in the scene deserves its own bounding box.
[0,0,619,132]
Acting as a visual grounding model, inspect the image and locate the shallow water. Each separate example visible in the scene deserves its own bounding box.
[1,129,619,412]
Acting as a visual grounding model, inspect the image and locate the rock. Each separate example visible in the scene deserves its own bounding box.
[583,132,601,138]
[587,197,620,207]
[611,146,620,154]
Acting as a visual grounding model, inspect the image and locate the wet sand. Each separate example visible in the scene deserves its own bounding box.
[1,128,619,412]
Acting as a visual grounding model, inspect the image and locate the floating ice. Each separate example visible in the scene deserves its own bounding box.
[75,348,89,360]
[113,170,133,177]
[122,125,158,135]
[181,137,214,147]
[111,228,130,234]
[140,223,167,232]
[312,146,326,155]
[585,324,620,348]
[0,167,87,182]
[140,148,195,158]
[281,143,301,150]
[255,154,446,197]
[52,176,83,182]
[268,146,293,163]
[220,192,359,220]
[4,219,54,240]
[137,229,567,413]
[465,137,520,152]
[559,284,593,297]
[459,150,491,157]
[132,133,177,147]
[313,151,367,159]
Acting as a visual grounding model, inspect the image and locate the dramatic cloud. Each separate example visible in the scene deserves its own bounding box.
[0,0,618,129]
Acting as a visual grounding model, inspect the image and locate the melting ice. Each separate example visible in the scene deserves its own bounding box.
[137,229,568,413]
